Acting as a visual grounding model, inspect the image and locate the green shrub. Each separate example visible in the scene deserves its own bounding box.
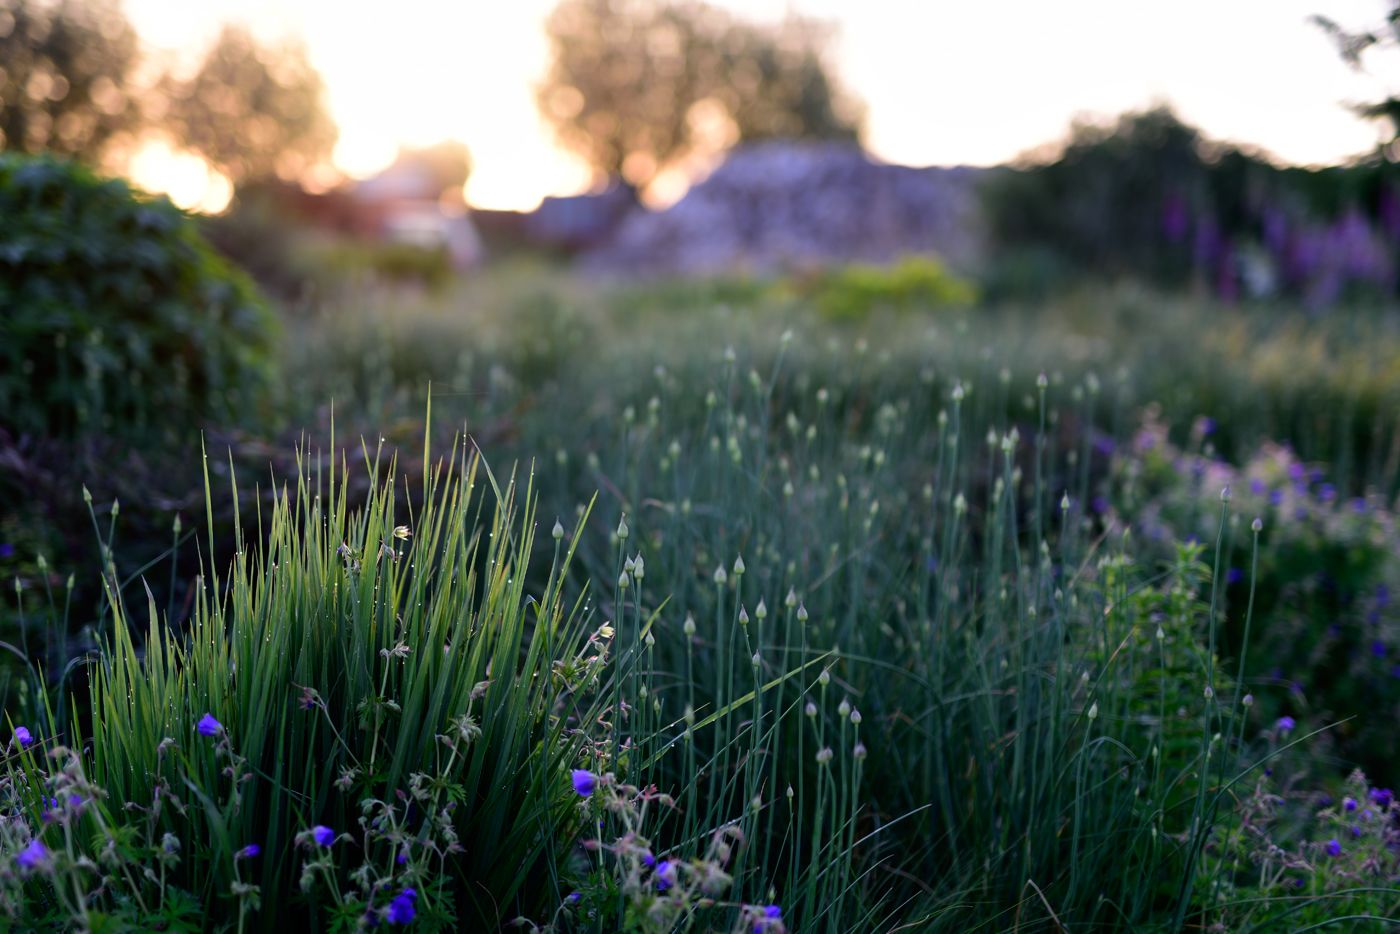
[0,154,275,442]
[807,255,977,319]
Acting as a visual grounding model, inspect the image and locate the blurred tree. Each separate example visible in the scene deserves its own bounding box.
[1313,5,1400,152]
[0,0,140,160]
[160,24,337,185]
[537,0,862,190]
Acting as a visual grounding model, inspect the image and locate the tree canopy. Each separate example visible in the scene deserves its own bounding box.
[0,0,140,160]
[537,0,862,190]
[158,24,338,185]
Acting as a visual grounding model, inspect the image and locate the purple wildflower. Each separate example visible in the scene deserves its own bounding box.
[1371,788,1394,807]
[1353,825,1363,837]
[1250,478,1266,495]
[1378,584,1390,607]
[13,726,32,747]
[1345,797,1358,812]
[312,825,336,847]
[565,893,581,906]
[641,850,657,868]
[0,543,13,558]
[1373,640,1388,659]
[386,888,417,924]
[655,859,677,890]
[15,839,46,870]
[1276,716,1296,732]
[571,769,597,797]
[235,844,260,859]
[1227,567,1243,584]
[1269,489,1282,505]
[1320,483,1336,502]
[755,904,784,931]
[1353,497,1367,514]
[1326,839,1341,856]
[196,713,222,737]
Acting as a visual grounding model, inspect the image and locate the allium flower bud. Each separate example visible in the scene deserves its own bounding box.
[796,603,808,622]
[552,519,564,540]
[624,556,635,573]
[786,587,797,608]
[714,565,727,585]
[818,670,830,687]
[953,493,967,514]
[733,555,746,575]
[755,598,767,619]
[683,613,696,636]
[838,699,851,718]
[645,631,655,647]
[815,747,833,764]
[786,784,794,800]
[633,556,645,580]
[952,383,965,401]
[1221,486,1231,503]
[1087,702,1098,720]
[738,606,749,626]
[1252,517,1263,532]
[850,709,862,725]
[805,701,817,718]
[82,485,92,504]
[752,794,763,813]
[1037,371,1048,390]
[618,571,630,589]
[1204,686,1214,699]
[1061,492,1071,511]
[752,653,761,668]
[1242,694,1254,706]
[853,742,867,760]
[617,516,629,539]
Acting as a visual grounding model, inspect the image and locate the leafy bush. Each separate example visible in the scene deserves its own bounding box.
[0,155,275,442]
[805,255,977,319]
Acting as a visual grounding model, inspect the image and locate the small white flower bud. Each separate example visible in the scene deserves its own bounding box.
[1087,702,1098,720]
[838,699,851,718]
[624,556,635,573]
[714,565,727,585]
[815,747,833,764]
[786,784,794,800]
[733,555,745,575]
[633,556,645,580]
[683,613,696,636]
[617,516,629,539]
[752,653,761,668]
[1242,694,1253,706]
[805,701,818,718]
[739,606,749,626]
[755,598,767,619]
[853,741,868,760]
[1061,492,1071,511]
[1037,371,1048,390]
[953,493,967,514]
[796,603,808,622]
[1221,486,1231,503]
[952,383,964,401]
[645,631,655,647]
[618,571,630,590]
[849,709,862,725]
[818,669,830,687]
[785,587,797,608]
[552,519,564,540]
[1204,686,1214,699]
[1252,517,1263,532]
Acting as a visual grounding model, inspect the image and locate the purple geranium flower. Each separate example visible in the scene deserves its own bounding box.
[387,888,417,924]
[15,839,46,870]
[13,726,32,747]
[1326,839,1341,856]
[571,769,597,797]
[1373,641,1388,659]
[312,825,336,847]
[565,893,581,906]
[655,859,677,890]
[1276,716,1296,732]
[1345,797,1358,812]
[1320,483,1336,502]
[1371,788,1394,807]
[235,844,260,859]
[196,713,222,737]
[755,904,783,931]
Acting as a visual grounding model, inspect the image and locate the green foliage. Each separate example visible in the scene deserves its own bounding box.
[0,154,275,441]
[806,255,977,319]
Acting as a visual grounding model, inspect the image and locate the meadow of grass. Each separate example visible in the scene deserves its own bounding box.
[3,266,1400,931]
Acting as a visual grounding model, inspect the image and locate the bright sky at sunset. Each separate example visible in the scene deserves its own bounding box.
[120,0,1400,212]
